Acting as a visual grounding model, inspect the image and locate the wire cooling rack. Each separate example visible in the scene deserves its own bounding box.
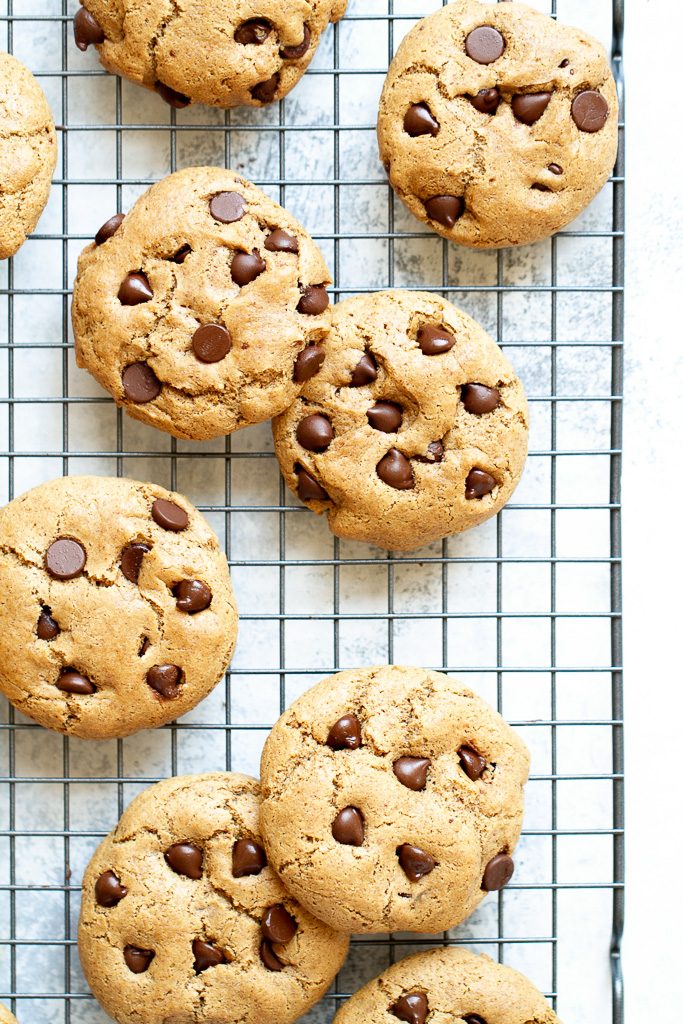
[0,1,624,1022]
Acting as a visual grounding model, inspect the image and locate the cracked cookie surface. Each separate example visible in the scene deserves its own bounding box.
[72,167,332,441]
[333,947,561,1024]
[0,52,57,259]
[0,476,238,739]
[259,666,530,934]
[73,0,346,109]
[272,290,528,551]
[79,773,349,1024]
[377,0,618,248]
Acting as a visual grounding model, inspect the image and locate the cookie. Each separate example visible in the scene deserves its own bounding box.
[260,666,530,934]
[272,290,528,551]
[377,0,618,248]
[333,947,560,1024]
[0,476,238,739]
[73,0,346,109]
[79,773,349,1024]
[0,1005,18,1024]
[0,52,57,260]
[73,167,332,441]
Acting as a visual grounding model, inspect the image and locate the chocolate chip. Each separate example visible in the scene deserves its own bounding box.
[120,543,150,584]
[548,163,563,175]
[531,183,550,192]
[165,842,203,879]
[73,6,104,51]
[297,285,329,315]
[155,81,191,108]
[326,713,362,750]
[350,352,378,386]
[424,195,464,228]
[376,449,415,490]
[37,607,60,641]
[458,744,487,781]
[462,383,500,414]
[482,852,514,891]
[465,25,505,64]
[511,92,552,125]
[192,323,232,363]
[367,401,402,433]
[138,637,150,657]
[280,25,311,60]
[296,413,334,452]
[56,669,95,695]
[295,464,329,502]
[232,838,267,877]
[571,89,609,132]
[174,580,212,614]
[147,664,182,699]
[152,499,188,531]
[118,271,153,305]
[259,938,284,972]
[463,1016,487,1024]
[423,440,445,463]
[392,992,429,1024]
[559,58,570,68]
[234,19,271,44]
[193,939,226,973]
[332,806,364,846]
[95,870,127,907]
[470,87,501,114]
[95,213,124,246]
[403,103,439,137]
[262,905,297,944]
[252,73,280,104]
[231,250,266,287]
[393,756,431,791]
[122,362,161,404]
[265,229,299,254]
[210,192,246,224]
[124,945,154,973]
[292,345,325,384]
[172,244,192,263]
[465,468,496,499]
[45,538,86,580]
[419,324,456,357]
[397,843,436,882]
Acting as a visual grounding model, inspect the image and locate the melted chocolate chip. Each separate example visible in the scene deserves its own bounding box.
[470,87,501,114]
[462,383,500,414]
[172,244,192,263]
[192,323,232,363]
[252,73,280,104]
[296,413,334,452]
[458,744,487,781]
[376,449,415,490]
[571,89,609,133]
[122,363,161,404]
[465,25,505,64]
[118,272,153,305]
[463,1017,487,1024]
[45,538,86,580]
[174,580,212,614]
[367,401,402,433]
[326,713,362,750]
[404,103,439,137]
[155,81,191,108]
[260,938,284,972]
[73,6,105,51]
[511,92,552,125]
[232,838,267,877]
[234,19,271,45]
[165,842,203,879]
[152,499,188,531]
[146,664,182,698]
[421,440,445,463]
[295,464,329,502]
[417,324,455,355]
[56,669,95,695]
[95,213,124,245]
[293,344,325,382]
[231,250,266,286]
[332,806,364,846]
[465,468,496,499]
[37,607,60,641]
[120,543,150,584]
[265,229,299,254]
[548,163,563,175]
[482,852,514,891]
[424,195,464,228]
[124,946,154,973]
[210,192,246,224]
[392,992,429,1024]
[350,352,378,386]
[297,285,329,315]
[95,870,128,907]
[262,904,297,944]
[138,637,151,657]
[280,25,311,60]
[393,756,431,791]
[397,843,436,881]
[193,939,226,973]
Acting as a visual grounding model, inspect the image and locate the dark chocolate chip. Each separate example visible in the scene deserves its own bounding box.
[296,413,334,452]
[458,744,487,781]
[295,464,330,502]
[465,468,496,499]
[482,852,515,891]
[118,271,153,305]
[174,580,212,614]
[332,806,364,846]
[293,343,325,382]
[548,163,563,175]
[252,73,280,104]
[193,938,226,973]
[152,499,188,532]
[210,192,246,224]
[122,362,161,404]
[392,992,429,1024]
[260,938,284,972]
[262,905,297,944]
[95,213,124,246]
[376,449,415,490]
[192,323,232,363]
[37,607,60,640]
[422,440,445,463]
[393,756,431,791]
[45,538,86,580]
[559,58,570,68]
[571,89,609,132]
[462,383,500,414]
[231,250,266,287]
[397,843,436,881]
[138,637,151,657]
[124,945,154,973]
[232,838,267,877]
[234,18,271,45]
[326,713,362,750]
[73,6,104,51]
[280,25,311,60]
[403,103,439,137]
[120,543,150,584]
[265,229,299,254]
[297,285,329,315]
[417,323,455,355]
[424,195,464,228]
[155,81,191,108]
[367,401,402,433]
[172,244,192,263]
[350,352,378,386]
[465,25,505,64]
[464,1017,487,1024]
[146,664,182,698]
[511,92,552,125]
[531,183,550,192]
[95,870,128,907]
[56,669,95,695]
[165,842,203,879]
[470,87,501,114]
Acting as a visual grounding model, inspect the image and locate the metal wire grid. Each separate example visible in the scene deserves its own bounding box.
[0,1,624,1022]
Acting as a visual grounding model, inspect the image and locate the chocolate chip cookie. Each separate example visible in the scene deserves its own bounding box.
[334,947,560,1024]
[377,0,618,248]
[259,666,530,934]
[0,476,238,739]
[73,0,346,109]
[0,52,57,260]
[0,1005,18,1024]
[72,167,331,441]
[79,773,349,1024]
[272,290,528,551]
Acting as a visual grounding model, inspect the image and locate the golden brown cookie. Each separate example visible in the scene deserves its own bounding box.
[72,167,332,441]
[272,290,528,551]
[0,476,238,739]
[72,0,346,109]
[377,0,618,248]
[333,947,560,1024]
[0,1004,18,1024]
[260,666,530,934]
[0,52,57,260]
[79,773,349,1024]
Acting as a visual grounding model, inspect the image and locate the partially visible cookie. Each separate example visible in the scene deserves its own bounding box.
[333,947,560,1024]
[0,1004,18,1024]
[73,0,346,109]
[0,476,238,739]
[73,167,332,441]
[377,0,618,248]
[0,52,57,259]
[273,290,528,551]
[260,666,530,934]
[79,773,349,1024]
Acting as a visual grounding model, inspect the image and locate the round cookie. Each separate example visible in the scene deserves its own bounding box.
[0,476,238,739]
[0,52,57,260]
[79,773,349,1024]
[259,666,530,934]
[72,167,332,441]
[0,1005,18,1024]
[333,947,560,1024]
[272,290,528,551]
[73,0,346,109]
[377,0,618,248]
